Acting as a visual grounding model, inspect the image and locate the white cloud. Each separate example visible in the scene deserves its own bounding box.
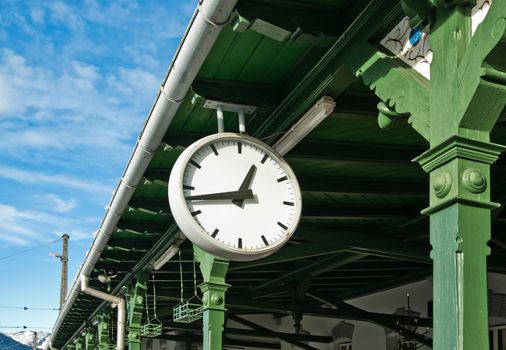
[41,194,77,212]
[0,49,143,166]
[0,49,105,115]
[0,232,28,245]
[0,204,55,243]
[107,67,159,98]
[29,7,45,24]
[48,1,84,31]
[0,165,112,195]
[0,203,95,245]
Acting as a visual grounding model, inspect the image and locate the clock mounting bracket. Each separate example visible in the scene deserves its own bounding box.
[203,99,257,134]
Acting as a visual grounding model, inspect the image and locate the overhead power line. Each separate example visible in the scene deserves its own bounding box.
[0,325,53,329]
[0,238,60,262]
[0,305,59,311]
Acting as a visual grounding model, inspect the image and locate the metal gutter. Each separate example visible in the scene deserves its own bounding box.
[48,0,237,348]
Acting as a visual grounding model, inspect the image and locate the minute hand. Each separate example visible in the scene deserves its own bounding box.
[185,189,254,201]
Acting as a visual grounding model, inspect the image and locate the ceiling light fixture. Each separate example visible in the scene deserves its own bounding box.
[272,95,335,156]
[153,244,180,270]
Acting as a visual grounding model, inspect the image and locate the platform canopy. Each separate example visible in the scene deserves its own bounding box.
[50,1,506,349]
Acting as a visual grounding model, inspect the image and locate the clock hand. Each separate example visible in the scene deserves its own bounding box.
[232,164,257,208]
[185,189,254,201]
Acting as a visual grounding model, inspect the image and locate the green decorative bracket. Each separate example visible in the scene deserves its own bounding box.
[377,101,409,130]
[194,245,230,350]
[127,273,149,350]
[355,51,431,140]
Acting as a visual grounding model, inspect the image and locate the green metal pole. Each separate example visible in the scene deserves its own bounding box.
[84,329,94,350]
[97,314,110,350]
[415,138,504,349]
[127,274,148,350]
[194,246,230,350]
[74,338,84,350]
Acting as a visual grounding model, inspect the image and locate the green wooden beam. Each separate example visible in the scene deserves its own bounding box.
[229,241,349,271]
[252,0,402,140]
[234,1,341,46]
[145,167,428,197]
[229,314,319,350]
[249,253,366,295]
[226,296,433,328]
[161,131,427,166]
[231,228,430,271]
[115,220,172,234]
[307,292,432,347]
[301,203,421,220]
[164,321,333,343]
[336,267,432,300]
[192,78,282,107]
[155,333,281,349]
[296,227,430,263]
[288,139,423,165]
[129,197,422,222]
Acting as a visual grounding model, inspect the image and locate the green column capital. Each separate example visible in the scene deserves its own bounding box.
[414,136,506,214]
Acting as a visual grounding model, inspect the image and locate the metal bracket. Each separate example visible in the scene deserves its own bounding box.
[203,99,257,133]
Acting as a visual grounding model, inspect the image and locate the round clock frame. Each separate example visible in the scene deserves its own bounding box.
[168,132,302,261]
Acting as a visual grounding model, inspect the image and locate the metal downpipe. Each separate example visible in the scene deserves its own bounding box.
[80,277,126,350]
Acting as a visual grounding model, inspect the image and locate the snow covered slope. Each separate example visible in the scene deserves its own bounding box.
[0,332,31,349]
[4,331,50,349]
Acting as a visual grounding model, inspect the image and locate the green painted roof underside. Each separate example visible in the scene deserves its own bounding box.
[52,0,506,347]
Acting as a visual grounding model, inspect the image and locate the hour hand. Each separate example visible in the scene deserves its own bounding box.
[185,189,254,201]
[233,165,257,208]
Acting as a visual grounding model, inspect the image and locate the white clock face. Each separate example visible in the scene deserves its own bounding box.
[168,133,302,261]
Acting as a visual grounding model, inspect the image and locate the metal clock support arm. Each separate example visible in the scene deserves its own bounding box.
[203,99,257,134]
[194,245,230,350]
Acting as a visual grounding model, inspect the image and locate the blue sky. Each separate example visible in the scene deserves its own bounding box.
[0,0,193,332]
